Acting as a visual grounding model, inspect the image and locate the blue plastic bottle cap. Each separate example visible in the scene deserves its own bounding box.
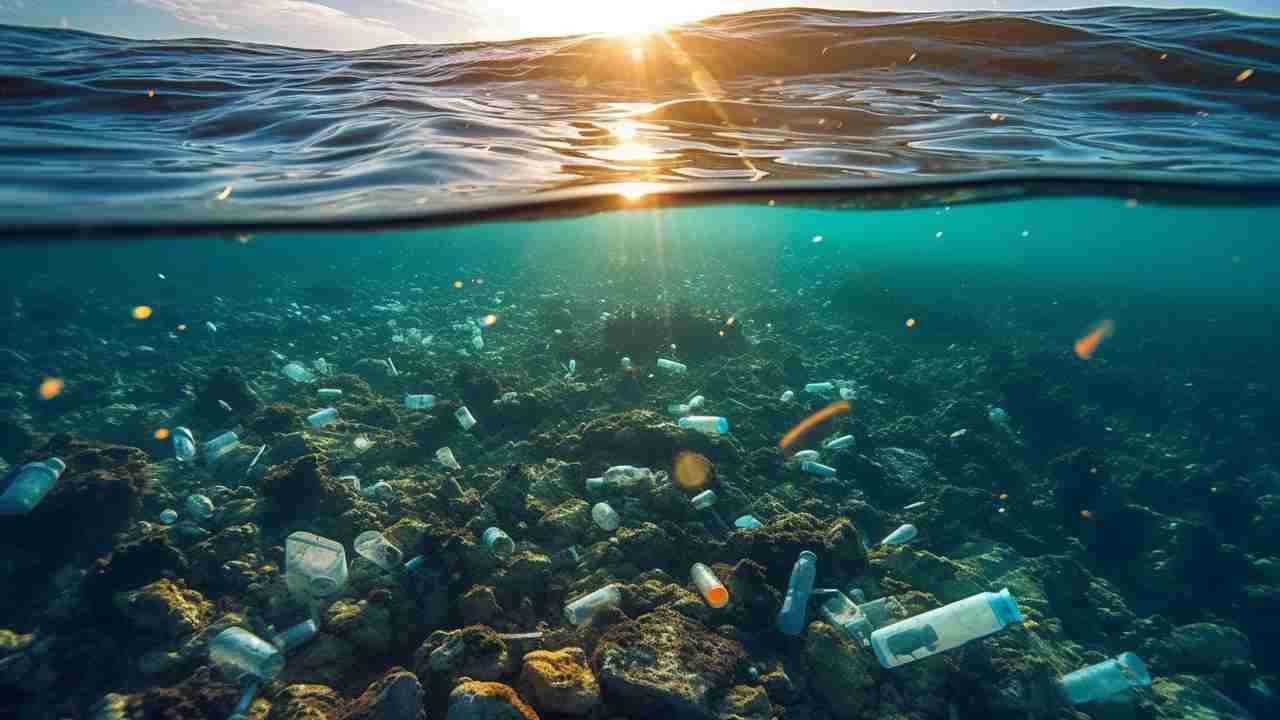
[989,588,1024,625]
[714,417,729,433]
[1118,652,1152,687]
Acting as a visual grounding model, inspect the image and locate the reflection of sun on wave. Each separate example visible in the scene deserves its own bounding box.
[615,182,666,199]
[590,142,678,163]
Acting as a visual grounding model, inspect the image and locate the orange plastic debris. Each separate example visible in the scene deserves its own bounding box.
[1074,318,1115,360]
[778,401,850,457]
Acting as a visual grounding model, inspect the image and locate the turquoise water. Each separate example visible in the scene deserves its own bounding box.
[2,185,1279,718]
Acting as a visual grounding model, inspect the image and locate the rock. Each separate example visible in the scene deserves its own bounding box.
[85,534,188,610]
[460,586,503,626]
[534,500,591,545]
[246,403,303,440]
[517,648,600,716]
[592,608,744,718]
[802,622,877,720]
[1149,674,1253,720]
[731,513,867,588]
[446,681,539,720]
[186,523,261,592]
[1169,623,1251,673]
[415,626,510,684]
[715,684,771,720]
[259,454,354,517]
[286,634,361,688]
[268,684,342,720]
[718,559,782,629]
[325,599,394,656]
[266,433,323,467]
[0,418,34,463]
[113,579,211,638]
[346,668,424,720]
[194,366,261,421]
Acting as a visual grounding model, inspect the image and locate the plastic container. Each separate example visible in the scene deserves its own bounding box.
[692,563,729,608]
[564,584,622,626]
[173,427,196,462]
[586,465,651,492]
[209,627,285,681]
[881,524,918,546]
[804,382,835,394]
[205,431,240,462]
[679,416,729,435]
[404,394,436,410]
[823,435,855,450]
[455,406,477,430]
[482,527,514,559]
[285,531,348,601]
[270,619,318,653]
[436,446,461,470]
[354,530,403,570]
[800,461,836,477]
[185,494,214,522]
[666,403,691,417]
[592,502,620,531]
[317,388,342,399]
[780,390,795,402]
[790,449,820,464]
[735,514,764,529]
[307,408,338,428]
[282,362,315,383]
[0,458,65,515]
[159,508,178,524]
[691,489,718,510]
[1058,652,1152,705]
[776,550,818,635]
[870,588,1023,668]
[821,592,907,647]
[620,357,632,370]
[656,358,688,374]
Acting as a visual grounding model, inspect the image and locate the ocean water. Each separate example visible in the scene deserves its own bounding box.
[2,6,1280,720]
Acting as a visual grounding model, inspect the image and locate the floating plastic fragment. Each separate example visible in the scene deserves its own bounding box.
[692,562,729,608]
[436,447,461,470]
[800,461,837,477]
[790,449,820,464]
[823,434,855,450]
[307,408,338,428]
[354,530,404,570]
[804,382,834,394]
[173,426,196,462]
[455,406,477,430]
[780,390,795,402]
[870,588,1023,668]
[205,431,240,462]
[777,550,818,635]
[620,356,632,370]
[405,394,436,410]
[317,388,342,398]
[691,489,718,510]
[282,362,315,383]
[209,627,284,682]
[880,524,918,546]
[903,501,927,511]
[679,415,729,435]
[245,444,267,478]
[735,514,764,529]
[564,584,622,626]
[0,458,66,515]
[159,508,178,524]
[586,465,652,492]
[482,527,514,559]
[687,395,706,409]
[592,502,620,531]
[1058,652,1152,705]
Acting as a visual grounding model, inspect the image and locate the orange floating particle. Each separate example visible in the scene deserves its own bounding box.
[131,305,153,320]
[718,330,725,337]
[1074,318,1115,360]
[153,428,171,441]
[905,318,916,328]
[38,377,65,400]
[674,451,714,491]
[482,314,498,327]
[779,401,851,457]
[147,89,155,98]
[1236,68,1254,83]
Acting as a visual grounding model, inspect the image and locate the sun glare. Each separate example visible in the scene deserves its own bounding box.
[474,1,722,38]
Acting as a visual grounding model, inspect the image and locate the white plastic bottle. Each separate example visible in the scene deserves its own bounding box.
[869,588,1023,668]
[564,584,622,626]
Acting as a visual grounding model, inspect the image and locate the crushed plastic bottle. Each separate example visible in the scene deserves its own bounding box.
[436,447,461,470]
[317,388,342,399]
[564,584,622,626]
[869,588,1023,668]
[285,531,348,601]
[205,431,240,463]
[800,460,837,477]
[270,619,318,654]
[282,362,315,383]
[586,465,653,492]
[780,390,795,402]
[482,527,514,559]
[455,406,477,430]
[1057,652,1152,705]
[804,382,835,394]
[790,449,821,464]
[735,514,764,529]
[0,458,66,515]
[678,416,729,435]
[173,426,196,462]
[307,408,338,428]
[777,550,818,635]
[592,502,620,531]
[823,434,855,450]
[209,627,285,682]
[360,481,398,504]
[354,530,404,570]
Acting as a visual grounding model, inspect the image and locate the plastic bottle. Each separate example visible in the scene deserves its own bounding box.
[0,458,65,515]
[205,431,240,462]
[592,502,620,531]
[691,489,718,510]
[209,627,285,681]
[821,592,907,647]
[482,527,514,559]
[307,408,338,428]
[173,427,196,462]
[185,493,214,522]
[159,508,178,524]
[679,416,729,435]
[404,394,436,410]
[777,550,818,635]
[804,382,835,394]
[869,588,1023,668]
[880,524,917,546]
[656,358,688,374]
[800,461,837,477]
[285,531,348,601]
[790,449,820,464]
[317,388,342,399]
[1058,652,1152,705]
[692,563,729,608]
[586,465,652,492]
[823,435,855,450]
[455,406,477,431]
[735,514,764,529]
[564,584,622,626]
[270,619,318,653]
[355,530,403,570]
[436,447,461,470]
[667,403,691,417]
[780,390,795,402]
[688,395,706,409]
[282,362,315,383]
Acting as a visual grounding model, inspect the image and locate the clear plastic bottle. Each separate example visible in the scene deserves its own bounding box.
[735,514,764,529]
[823,435,855,450]
[880,524,918,546]
[780,390,795,402]
[285,531,348,601]
[205,431,240,462]
[173,427,196,462]
[564,584,622,626]
[436,446,461,470]
[804,382,835,394]
[790,449,820,464]
[0,458,65,515]
[679,416,729,435]
[656,358,688,374]
[586,465,652,492]
[307,408,338,428]
[404,394,436,410]
[776,550,818,635]
[317,388,343,399]
[800,460,836,477]
[282,362,316,383]
[691,563,729,608]
[1058,652,1152,705]
[592,502,620,531]
[209,627,285,681]
[270,619,319,653]
[482,527,514,558]
[691,489,718,510]
[354,530,403,570]
[455,406,477,430]
[869,588,1023,668]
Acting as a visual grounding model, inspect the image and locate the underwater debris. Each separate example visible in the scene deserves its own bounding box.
[1074,318,1115,359]
[779,401,850,456]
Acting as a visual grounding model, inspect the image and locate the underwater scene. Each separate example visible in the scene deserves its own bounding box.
[3,4,1280,720]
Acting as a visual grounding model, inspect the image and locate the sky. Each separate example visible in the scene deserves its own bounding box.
[0,0,1274,50]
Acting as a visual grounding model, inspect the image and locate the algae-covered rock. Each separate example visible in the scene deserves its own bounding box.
[1149,674,1253,719]
[325,598,394,656]
[285,633,361,688]
[591,608,744,718]
[113,579,211,638]
[518,647,600,716]
[85,533,189,609]
[715,684,772,720]
[460,585,503,626]
[194,366,262,421]
[346,668,424,720]
[259,453,354,517]
[803,621,877,720]
[415,626,511,684]
[1168,623,1252,673]
[446,680,540,720]
[267,684,342,720]
[731,512,868,588]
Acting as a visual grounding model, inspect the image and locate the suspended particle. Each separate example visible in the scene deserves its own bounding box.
[154,428,171,440]
[131,305,153,320]
[905,318,916,328]
[1236,68,1254,83]
[216,186,232,201]
[453,280,464,289]
[38,377,65,400]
